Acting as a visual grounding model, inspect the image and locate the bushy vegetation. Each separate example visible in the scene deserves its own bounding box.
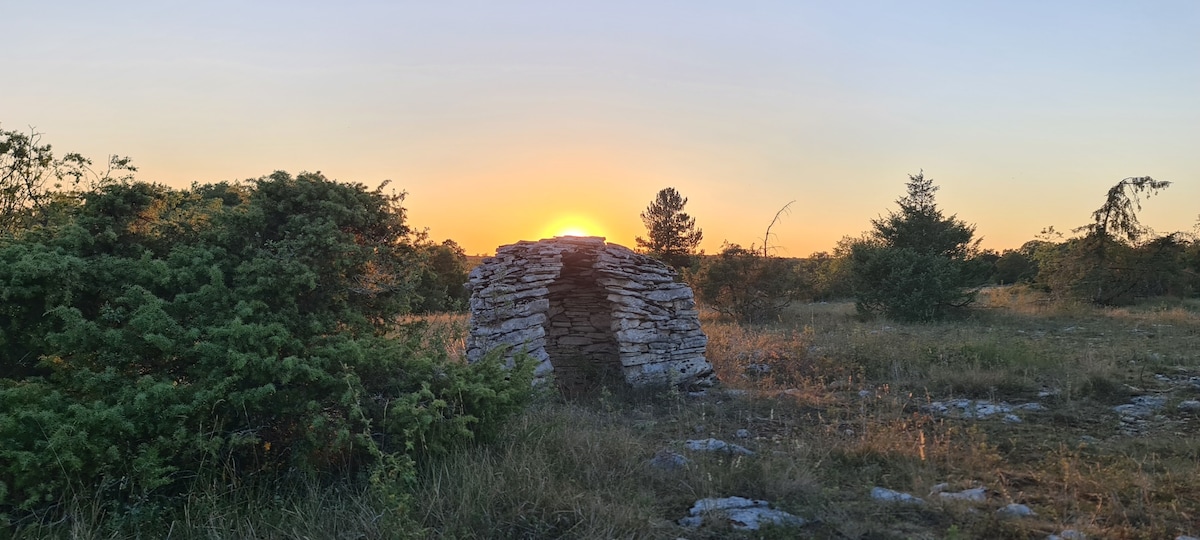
[688,243,807,323]
[1027,178,1200,304]
[848,171,986,321]
[686,173,1196,327]
[6,125,1199,538]
[33,298,1191,539]
[410,238,472,313]
[1,139,530,533]
[1,126,137,235]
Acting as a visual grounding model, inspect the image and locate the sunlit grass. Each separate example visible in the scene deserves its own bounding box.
[396,312,468,362]
[14,289,1200,538]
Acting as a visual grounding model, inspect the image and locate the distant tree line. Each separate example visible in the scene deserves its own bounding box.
[982,177,1200,304]
[638,174,1199,323]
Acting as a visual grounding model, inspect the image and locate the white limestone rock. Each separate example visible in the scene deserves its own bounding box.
[937,487,987,502]
[1177,400,1200,413]
[679,497,806,531]
[997,503,1036,518]
[685,438,755,456]
[1114,395,1169,423]
[1048,530,1087,540]
[871,487,925,505]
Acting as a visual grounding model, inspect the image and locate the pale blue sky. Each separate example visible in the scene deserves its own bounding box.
[4,1,1197,255]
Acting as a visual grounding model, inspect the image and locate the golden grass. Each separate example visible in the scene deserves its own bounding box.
[19,290,1200,538]
[400,292,1200,538]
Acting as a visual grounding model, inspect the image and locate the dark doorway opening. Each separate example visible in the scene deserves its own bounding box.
[543,250,623,396]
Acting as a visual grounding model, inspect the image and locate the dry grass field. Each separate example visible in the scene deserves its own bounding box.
[20,287,1200,539]
[412,289,1200,539]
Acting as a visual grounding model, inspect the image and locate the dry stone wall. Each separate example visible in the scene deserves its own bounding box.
[467,236,713,392]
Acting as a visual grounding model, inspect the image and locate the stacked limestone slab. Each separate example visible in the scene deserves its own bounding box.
[467,236,713,390]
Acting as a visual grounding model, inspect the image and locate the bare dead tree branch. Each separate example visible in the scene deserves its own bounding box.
[762,200,795,257]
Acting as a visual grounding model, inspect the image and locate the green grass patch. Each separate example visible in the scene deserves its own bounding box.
[12,291,1200,538]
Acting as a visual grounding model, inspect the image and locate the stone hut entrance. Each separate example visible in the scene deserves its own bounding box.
[466,237,712,392]
[542,248,623,394]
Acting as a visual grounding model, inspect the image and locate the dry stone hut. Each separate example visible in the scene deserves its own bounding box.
[466,236,713,393]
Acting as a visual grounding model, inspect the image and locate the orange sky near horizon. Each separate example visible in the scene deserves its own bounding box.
[3,2,1197,257]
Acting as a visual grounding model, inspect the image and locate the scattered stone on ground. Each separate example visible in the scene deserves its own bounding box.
[871,487,925,505]
[744,363,771,375]
[996,503,1036,518]
[1114,395,1169,435]
[1176,535,1200,540]
[734,428,751,439]
[685,438,755,456]
[937,487,987,502]
[647,450,690,471]
[1115,395,1168,415]
[1047,530,1087,540]
[924,399,1045,422]
[919,389,1198,437]
[677,496,805,531]
[1152,371,1200,391]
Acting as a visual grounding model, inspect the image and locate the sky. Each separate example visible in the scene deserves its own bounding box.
[3,1,1198,256]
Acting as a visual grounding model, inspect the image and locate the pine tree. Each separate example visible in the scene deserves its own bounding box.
[871,171,976,258]
[851,171,982,320]
[636,187,703,269]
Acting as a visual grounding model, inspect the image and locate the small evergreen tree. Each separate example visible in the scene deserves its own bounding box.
[635,187,703,269]
[871,171,977,259]
[850,171,981,321]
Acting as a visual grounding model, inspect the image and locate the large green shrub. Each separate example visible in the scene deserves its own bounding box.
[849,244,975,321]
[849,172,982,321]
[0,172,531,526]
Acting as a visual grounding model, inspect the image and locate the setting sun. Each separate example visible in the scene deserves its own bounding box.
[557,227,589,237]
[539,214,608,240]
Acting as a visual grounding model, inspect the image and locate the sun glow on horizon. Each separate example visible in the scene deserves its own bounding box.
[539,214,608,241]
[557,227,590,237]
